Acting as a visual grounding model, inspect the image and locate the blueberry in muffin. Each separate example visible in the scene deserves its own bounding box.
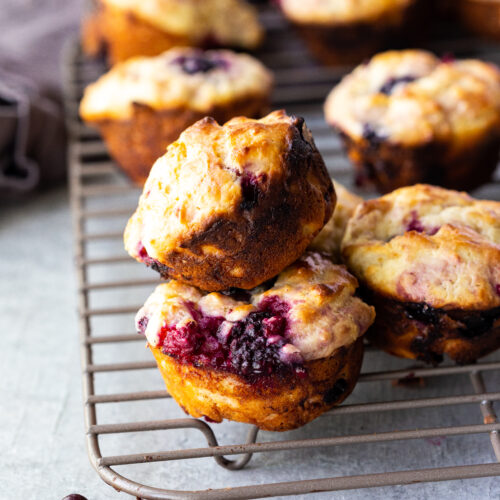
[325,50,500,193]
[80,48,273,184]
[124,110,335,291]
[82,0,263,64]
[342,184,500,364]
[278,0,425,66]
[136,251,375,430]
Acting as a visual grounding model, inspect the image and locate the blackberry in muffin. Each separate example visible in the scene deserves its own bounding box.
[136,251,375,430]
[325,50,500,193]
[342,184,500,365]
[80,48,273,184]
[82,0,263,64]
[309,181,363,261]
[278,0,424,66]
[124,110,335,291]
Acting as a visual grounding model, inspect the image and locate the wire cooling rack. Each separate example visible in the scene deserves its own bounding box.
[63,6,500,499]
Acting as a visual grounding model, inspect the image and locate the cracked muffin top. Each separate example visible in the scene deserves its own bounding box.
[124,110,334,291]
[309,182,363,261]
[136,251,375,380]
[80,48,273,121]
[279,0,414,25]
[325,50,500,148]
[99,0,263,49]
[342,184,500,310]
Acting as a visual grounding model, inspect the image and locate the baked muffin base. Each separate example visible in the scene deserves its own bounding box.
[290,1,425,66]
[91,96,270,185]
[82,3,193,64]
[338,129,500,193]
[364,289,500,365]
[150,338,364,431]
[459,0,500,41]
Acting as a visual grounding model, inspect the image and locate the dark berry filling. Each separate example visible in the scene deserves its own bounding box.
[496,284,500,297]
[171,53,228,75]
[379,75,416,95]
[404,301,500,338]
[405,211,440,235]
[323,378,348,404]
[137,315,149,335]
[362,123,385,146]
[220,287,252,302]
[137,244,174,277]
[240,173,266,211]
[155,297,305,383]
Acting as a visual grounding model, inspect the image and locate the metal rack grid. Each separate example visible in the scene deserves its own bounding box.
[64,6,500,499]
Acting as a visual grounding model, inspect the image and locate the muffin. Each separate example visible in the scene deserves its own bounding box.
[278,0,424,65]
[458,0,500,41]
[325,50,500,193]
[308,181,363,261]
[342,184,500,365]
[124,110,335,291]
[80,48,273,184]
[82,0,263,64]
[136,251,375,431]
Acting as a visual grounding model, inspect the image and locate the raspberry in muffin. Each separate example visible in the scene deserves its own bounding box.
[136,251,375,430]
[82,0,263,64]
[325,50,500,193]
[342,184,500,365]
[80,48,273,184]
[308,181,363,261]
[278,0,424,65]
[124,110,335,291]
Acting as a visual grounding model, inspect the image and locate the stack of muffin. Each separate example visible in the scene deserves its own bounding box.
[123,110,376,431]
[79,0,500,431]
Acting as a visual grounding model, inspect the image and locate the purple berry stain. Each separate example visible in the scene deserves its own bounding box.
[405,211,439,235]
[172,53,228,75]
[379,75,416,95]
[158,296,305,384]
[240,173,265,211]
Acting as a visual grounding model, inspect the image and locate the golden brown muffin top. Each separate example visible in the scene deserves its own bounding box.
[342,184,500,310]
[325,50,500,148]
[80,48,272,121]
[137,251,375,361]
[125,110,333,265]
[309,182,363,261]
[101,0,263,48]
[280,0,413,25]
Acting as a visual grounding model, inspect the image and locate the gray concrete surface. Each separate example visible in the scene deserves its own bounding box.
[0,187,499,500]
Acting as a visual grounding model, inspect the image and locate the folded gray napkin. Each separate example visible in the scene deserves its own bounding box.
[0,0,84,195]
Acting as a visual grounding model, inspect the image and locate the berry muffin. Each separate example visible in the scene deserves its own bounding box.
[342,184,500,365]
[136,251,375,431]
[309,182,363,261]
[82,0,263,64]
[278,0,424,65]
[80,48,273,184]
[325,50,500,193]
[124,110,335,291]
[458,0,500,41]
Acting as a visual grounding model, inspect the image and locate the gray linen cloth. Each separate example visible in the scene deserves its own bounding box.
[0,0,84,195]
